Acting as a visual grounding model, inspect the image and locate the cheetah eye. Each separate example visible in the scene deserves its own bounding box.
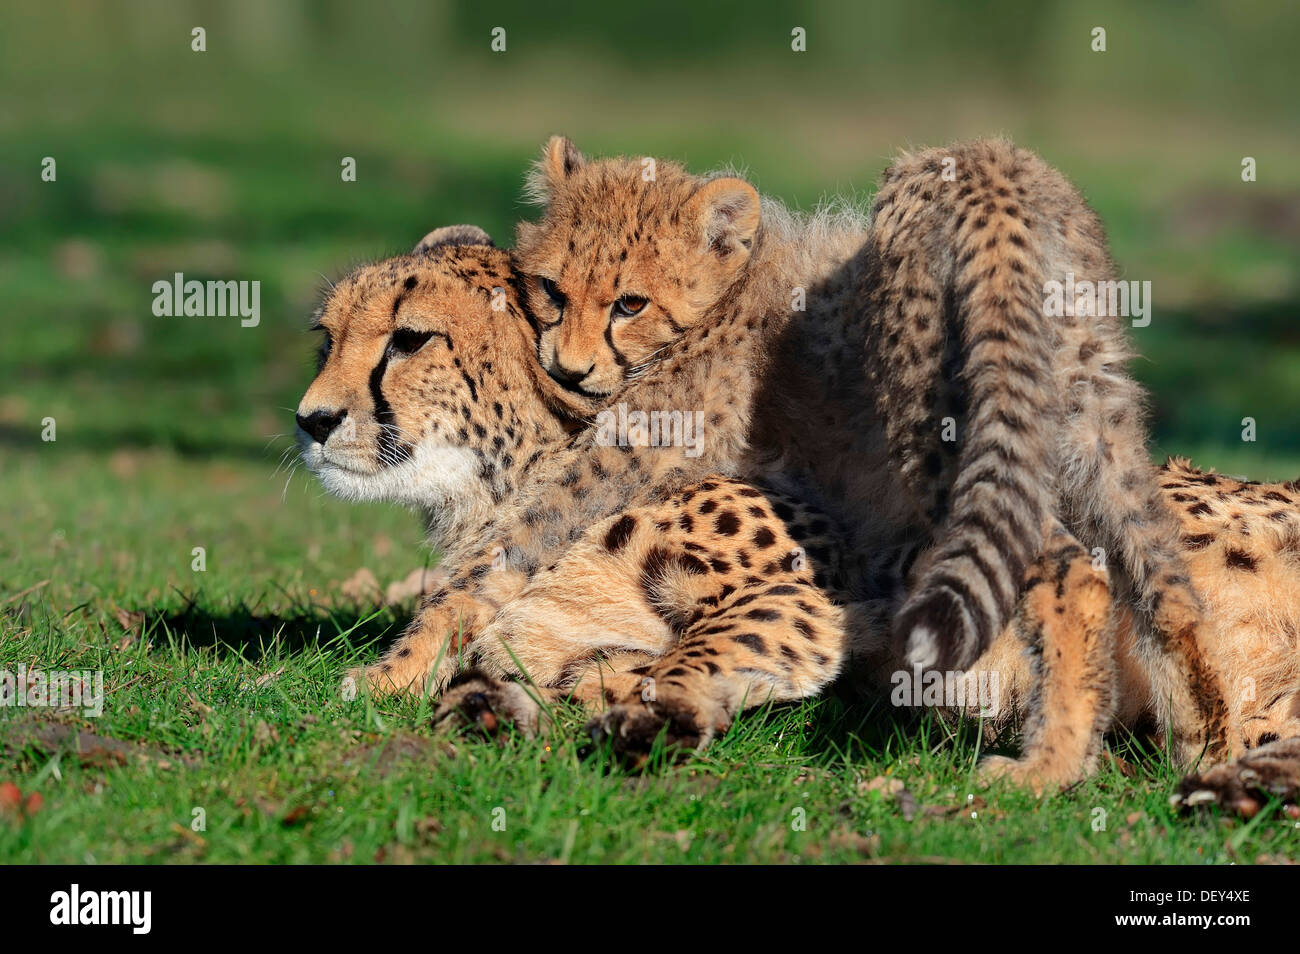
[312,324,332,371]
[389,327,434,357]
[537,276,566,307]
[612,295,648,319]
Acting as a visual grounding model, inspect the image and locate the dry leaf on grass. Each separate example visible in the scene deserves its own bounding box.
[168,822,206,847]
[239,666,285,692]
[111,605,145,650]
[1100,750,1138,777]
[280,805,311,827]
[252,720,280,745]
[0,782,44,821]
[897,788,920,821]
[113,606,144,633]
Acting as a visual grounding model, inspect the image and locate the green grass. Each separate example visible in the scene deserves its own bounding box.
[2,611,1296,865]
[3,450,1299,864]
[3,0,1300,864]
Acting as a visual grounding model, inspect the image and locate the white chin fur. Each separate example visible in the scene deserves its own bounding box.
[302,440,480,509]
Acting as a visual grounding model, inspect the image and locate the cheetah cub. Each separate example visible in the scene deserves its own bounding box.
[513,135,1228,763]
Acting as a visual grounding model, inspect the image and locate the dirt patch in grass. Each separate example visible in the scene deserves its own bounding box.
[344,730,455,777]
[0,717,199,770]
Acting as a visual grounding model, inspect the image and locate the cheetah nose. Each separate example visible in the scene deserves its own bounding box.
[297,408,347,445]
[547,361,594,391]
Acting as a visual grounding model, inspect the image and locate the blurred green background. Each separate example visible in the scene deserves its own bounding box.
[1,0,1298,610]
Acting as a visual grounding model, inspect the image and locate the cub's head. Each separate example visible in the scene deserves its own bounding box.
[296,226,582,517]
[515,135,760,399]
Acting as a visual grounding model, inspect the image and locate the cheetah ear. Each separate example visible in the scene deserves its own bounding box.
[686,177,761,258]
[525,135,586,204]
[413,225,494,255]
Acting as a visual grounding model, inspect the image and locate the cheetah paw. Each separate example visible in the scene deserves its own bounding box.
[976,754,1082,795]
[1171,737,1300,819]
[433,669,541,740]
[585,699,720,767]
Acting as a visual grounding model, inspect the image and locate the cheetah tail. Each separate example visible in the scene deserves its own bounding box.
[891,194,1059,671]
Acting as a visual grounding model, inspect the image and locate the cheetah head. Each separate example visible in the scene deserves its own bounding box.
[296,226,585,524]
[515,135,761,399]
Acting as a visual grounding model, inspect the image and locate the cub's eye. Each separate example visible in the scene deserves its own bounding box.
[538,276,566,306]
[612,295,649,319]
[389,328,434,357]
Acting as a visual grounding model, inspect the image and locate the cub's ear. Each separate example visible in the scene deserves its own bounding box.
[413,224,494,255]
[525,135,586,204]
[686,177,761,258]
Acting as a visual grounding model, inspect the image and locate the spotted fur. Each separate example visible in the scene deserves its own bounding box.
[299,231,817,706]
[297,238,1294,797]
[975,459,1300,794]
[512,135,1229,763]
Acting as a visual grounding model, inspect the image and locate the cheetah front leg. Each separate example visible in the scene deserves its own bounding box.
[977,519,1117,792]
[348,592,485,699]
[349,564,530,699]
[433,479,851,757]
[427,505,714,736]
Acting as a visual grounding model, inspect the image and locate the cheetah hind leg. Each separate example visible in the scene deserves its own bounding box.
[978,519,1117,794]
[1173,736,1300,819]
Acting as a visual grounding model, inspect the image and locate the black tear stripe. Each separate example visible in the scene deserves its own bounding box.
[369,350,412,464]
[604,321,630,368]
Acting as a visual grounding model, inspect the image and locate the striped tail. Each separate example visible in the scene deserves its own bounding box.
[868,139,1229,756]
[868,141,1060,671]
